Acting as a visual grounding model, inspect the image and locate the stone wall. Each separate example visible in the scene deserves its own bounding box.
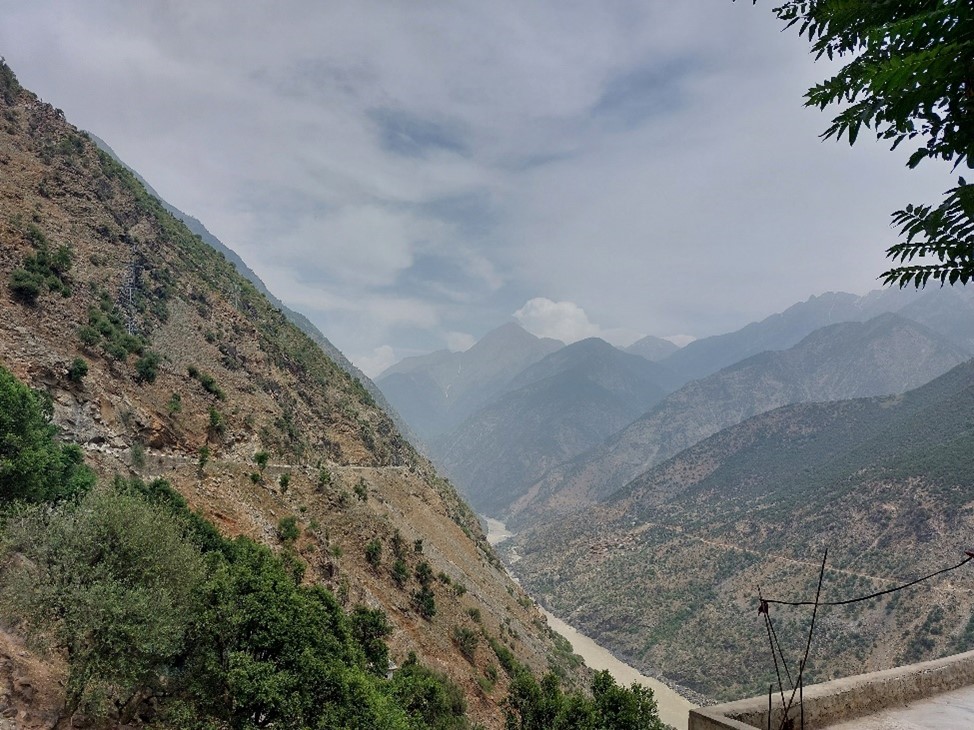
[688,649,974,730]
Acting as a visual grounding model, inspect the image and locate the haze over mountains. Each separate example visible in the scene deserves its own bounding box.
[377,287,974,523]
[434,337,681,515]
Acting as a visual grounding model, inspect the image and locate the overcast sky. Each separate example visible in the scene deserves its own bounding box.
[0,2,955,375]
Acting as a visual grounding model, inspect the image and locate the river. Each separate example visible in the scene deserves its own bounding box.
[484,517,695,730]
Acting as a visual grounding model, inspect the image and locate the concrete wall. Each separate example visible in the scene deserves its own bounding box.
[688,649,974,730]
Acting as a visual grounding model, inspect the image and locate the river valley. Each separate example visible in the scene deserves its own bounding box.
[484,517,695,730]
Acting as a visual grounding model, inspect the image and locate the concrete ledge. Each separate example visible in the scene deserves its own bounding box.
[688,649,974,729]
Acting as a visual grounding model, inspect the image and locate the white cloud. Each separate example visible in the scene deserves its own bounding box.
[355,345,398,378]
[513,298,600,344]
[0,1,955,365]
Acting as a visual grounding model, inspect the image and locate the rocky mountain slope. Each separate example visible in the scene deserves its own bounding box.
[0,65,579,729]
[87,132,418,445]
[432,338,679,516]
[507,360,974,703]
[509,313,970,527]
[376,322,563,444]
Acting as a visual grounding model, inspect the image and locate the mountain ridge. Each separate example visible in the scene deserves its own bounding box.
[509,312,970,527]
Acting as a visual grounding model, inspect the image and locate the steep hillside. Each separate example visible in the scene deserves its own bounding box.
[434,338,678,516]
[509,361,974,703]
[0,67,579,728]
[377,323,563,443]
[87,132,419,445]
[510,314,970,527]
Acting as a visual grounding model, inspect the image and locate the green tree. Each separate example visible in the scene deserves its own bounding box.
[183,537,412,730]
[67,357,88,383]
[759,1,974,287]
[0,487,205,723]
[0,366,94,503]
[350,606,393,676]
[134,351,161,383]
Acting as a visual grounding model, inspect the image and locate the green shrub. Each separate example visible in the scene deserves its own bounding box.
[9,268,43,304]
[207,407,225,437]
[66,357,88,383]
[316,467,332,490]
[392,558,409,588]
[412,585,436,620]
[365,538,382,568]
[391,657,467,729]
[129,441,146,469]
[277,516,300,543]
[452,626,479,662]
[0,366,94,503]
[8,236,74,305]
[134,351,161,383]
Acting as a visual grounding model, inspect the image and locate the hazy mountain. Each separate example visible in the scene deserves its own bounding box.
[660,287,974,386]
[626,334,680,362]
[510,359,974,702]
[433,338,679,516]
[0,70,578,726]
[377,322,563,442]
[509,313,970,526]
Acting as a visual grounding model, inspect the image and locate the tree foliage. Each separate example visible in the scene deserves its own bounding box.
[0,366,94,503]
[0,487,205,721]
[761,0,974,287]
[503,669,664,730]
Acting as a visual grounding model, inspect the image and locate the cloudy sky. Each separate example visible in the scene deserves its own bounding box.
[0,2,955,375]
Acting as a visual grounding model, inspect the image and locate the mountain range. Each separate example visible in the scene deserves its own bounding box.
[508,312,971,526]
[433,337,681,515]
[507,359,974,701]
